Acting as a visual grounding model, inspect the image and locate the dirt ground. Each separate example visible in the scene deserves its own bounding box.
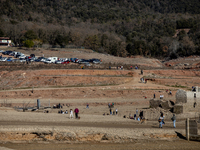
[1,140,200,150]
[0,47,200,149]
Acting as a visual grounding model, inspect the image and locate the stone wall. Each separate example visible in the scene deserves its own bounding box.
[173,104,183,114]
[175,89,200,113]
[149,99,173,109]
[176,89,187,104]
[143,108,173,120]
[149,99,161,108]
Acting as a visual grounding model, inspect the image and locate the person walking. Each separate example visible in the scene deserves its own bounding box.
[110,108,112,115]
[69,109,73,119]
[74,108,79,119]
[86,103,89,109]
[116,108,118,115]
[159,115,164,128]
[136,108,138,116]
[154,93,156,98]
[171,114,176,128]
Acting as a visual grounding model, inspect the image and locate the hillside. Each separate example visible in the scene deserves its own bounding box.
[0,0,200,58]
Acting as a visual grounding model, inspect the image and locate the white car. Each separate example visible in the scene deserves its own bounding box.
[0,50,4,53]
[0,57,7,61]
[44,59,52,64]
[40,58,47,62]
[18,54,26,59]
[9,51,17,56]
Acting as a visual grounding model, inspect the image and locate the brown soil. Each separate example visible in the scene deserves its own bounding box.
[0,47,200,149]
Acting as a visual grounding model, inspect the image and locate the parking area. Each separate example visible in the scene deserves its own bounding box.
[0,50,102,66]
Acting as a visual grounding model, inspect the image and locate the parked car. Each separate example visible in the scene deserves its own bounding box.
[89,58,102,64]
[19,58,26,63]
[0,50,4,53]
[0,57,7,61]
[61,60,70,64]
[28,57,36,62]
[15,52,23,58]
[46,57,58,63]
[7,57,13,62]
[35,58,41,62]
[55,60,63,64]
[40,58,48,62]
[30,54,35,57]
[18,54,26,59]
[2,51,12,55]
[37,57,45,60]
[9,51,17,56]
[78,59,90,64]
[70,58,79,63]
[44,59,52,64]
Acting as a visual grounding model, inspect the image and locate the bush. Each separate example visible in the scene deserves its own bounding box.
[24,40,34,48]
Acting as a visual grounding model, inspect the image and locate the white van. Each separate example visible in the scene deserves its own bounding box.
[46,57,58,63]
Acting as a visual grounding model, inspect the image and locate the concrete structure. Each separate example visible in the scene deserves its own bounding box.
[148,86,200,119]
[174,86,200,114]
[186,119,200,141]
[0,37,11,47]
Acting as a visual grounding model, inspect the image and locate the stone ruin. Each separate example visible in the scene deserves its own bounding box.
[174,86,200,114]
[143,86,200,120]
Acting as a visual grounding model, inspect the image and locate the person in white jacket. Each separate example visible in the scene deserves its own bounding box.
[69,109,73,119]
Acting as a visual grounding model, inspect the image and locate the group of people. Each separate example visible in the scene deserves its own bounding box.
[166,89,172,95]
[127,109,144,121]
[58,110,68,114]
[68,108,79,119]
[158,112,176,128]
[109,108,118,115]
[140,77,147,83]
[108,102,114,108]
[116,66,123,70]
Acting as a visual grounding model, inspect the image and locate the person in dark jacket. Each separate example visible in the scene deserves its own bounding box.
[74,108,79,119]
[171,114,176,128]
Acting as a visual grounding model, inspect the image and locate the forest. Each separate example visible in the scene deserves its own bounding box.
[0,0,200,59]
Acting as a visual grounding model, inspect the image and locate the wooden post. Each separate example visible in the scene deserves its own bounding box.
[186,118,190,141]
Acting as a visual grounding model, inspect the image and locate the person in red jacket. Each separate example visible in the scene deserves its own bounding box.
[74,108,79,119]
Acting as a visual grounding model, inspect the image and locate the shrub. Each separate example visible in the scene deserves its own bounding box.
[24,40,34,48]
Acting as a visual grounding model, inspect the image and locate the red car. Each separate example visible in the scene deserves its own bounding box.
[61,61,70,64]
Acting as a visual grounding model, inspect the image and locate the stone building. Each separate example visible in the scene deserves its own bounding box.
[174,86,200,114]
[149,87,200,114]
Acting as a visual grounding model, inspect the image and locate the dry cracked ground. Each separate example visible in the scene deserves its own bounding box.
[0,47,200,149]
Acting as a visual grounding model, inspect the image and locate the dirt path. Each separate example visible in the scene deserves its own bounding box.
[0,120,186,129]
